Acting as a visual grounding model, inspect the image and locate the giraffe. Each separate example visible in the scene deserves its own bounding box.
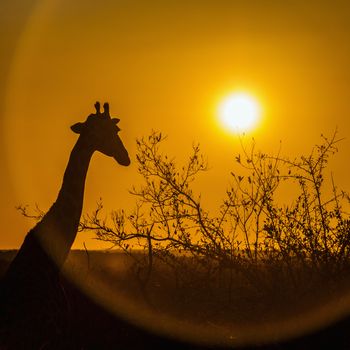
[0,102,130,348]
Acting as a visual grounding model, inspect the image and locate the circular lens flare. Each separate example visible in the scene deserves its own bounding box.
[218,93,261,133]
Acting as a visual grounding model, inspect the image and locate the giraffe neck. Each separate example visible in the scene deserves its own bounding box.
[31,135,95,268]
[57,135,94,216]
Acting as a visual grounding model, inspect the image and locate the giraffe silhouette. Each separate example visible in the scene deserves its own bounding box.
[0,102,130,348]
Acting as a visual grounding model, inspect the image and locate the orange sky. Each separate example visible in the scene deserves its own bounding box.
[1,0,350,249]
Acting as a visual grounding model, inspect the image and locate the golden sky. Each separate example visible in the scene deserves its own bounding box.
[1,0,350,249]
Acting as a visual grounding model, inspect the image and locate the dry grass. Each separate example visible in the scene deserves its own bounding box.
[2,250,350,348]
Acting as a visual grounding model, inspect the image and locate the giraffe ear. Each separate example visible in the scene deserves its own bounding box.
[71,122,85,134]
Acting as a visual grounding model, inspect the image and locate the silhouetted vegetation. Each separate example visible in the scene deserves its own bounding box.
[77,131,350,321]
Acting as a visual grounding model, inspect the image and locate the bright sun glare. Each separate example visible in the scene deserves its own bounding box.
[218,93,261,133]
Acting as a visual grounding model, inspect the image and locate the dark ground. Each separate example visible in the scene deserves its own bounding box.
[1,250,350,349]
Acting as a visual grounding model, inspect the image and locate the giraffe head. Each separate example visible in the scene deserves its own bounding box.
[71,102,130,166]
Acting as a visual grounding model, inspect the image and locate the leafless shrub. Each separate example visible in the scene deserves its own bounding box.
[20,130,350,305]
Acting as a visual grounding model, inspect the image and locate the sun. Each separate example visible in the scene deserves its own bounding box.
[218,92,261,133]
